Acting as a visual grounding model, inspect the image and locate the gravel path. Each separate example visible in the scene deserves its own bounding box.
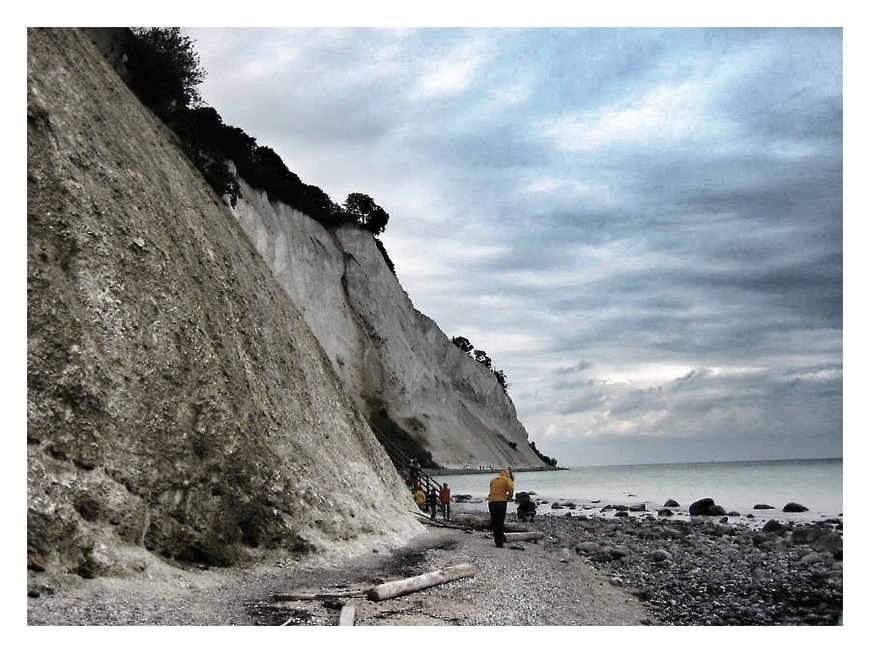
[26,517,653,627]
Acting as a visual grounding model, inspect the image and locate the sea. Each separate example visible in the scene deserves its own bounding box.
[431,458,843,527]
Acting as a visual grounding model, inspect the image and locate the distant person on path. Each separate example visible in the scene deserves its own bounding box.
[439,483,452,520]
[409,458,421,491]
[487,469,514,547]
[427,486,438,519]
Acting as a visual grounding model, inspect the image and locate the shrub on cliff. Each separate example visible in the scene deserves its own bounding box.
[451,336,510,393]
[121,27,393,240]
[343,192,390,235]
[124,27,204,122]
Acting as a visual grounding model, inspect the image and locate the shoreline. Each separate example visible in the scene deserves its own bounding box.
[430,460,842,528]
[423,465,565,476]
[27,503,843,626]
[450,495,842,530]
[440,505,844,626]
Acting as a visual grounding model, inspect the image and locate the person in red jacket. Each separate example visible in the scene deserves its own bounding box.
[487,469,514,548]
[439,483,452,520]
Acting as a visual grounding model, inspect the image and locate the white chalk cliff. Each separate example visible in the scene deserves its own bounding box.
[26,27,547,581]
[231,181,544,470]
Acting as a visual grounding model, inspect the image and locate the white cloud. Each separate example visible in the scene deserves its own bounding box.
[541,80,714,153]
[413,37,491,99]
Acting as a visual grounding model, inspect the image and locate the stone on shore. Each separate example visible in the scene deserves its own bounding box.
[689,498,727,516]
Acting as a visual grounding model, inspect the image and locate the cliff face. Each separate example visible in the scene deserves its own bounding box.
[231,182,544,470]
[26,27,540,581]
[27,27,427,578]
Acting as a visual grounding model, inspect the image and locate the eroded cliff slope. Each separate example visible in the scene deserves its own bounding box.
[231,182,545,470]
[27,28,424,578]
[26,26,549,583]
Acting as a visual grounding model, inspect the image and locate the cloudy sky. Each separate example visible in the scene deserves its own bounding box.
[184,22,843,467]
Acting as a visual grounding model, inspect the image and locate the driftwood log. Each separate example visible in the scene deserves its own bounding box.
[338,604,356,626]
[272,588,367,601]
[410,512,476,531]
[504,531,545,543]
[366,564,477,602]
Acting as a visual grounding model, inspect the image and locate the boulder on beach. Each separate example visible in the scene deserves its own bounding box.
[664,499,680,507]
[753,504,775,510]
[689,498,714,515]
[791,525,821,544]
[783,502,809,513]
[650,549,673,563]
[813,532,843,557]
[689,498,727,516]
[714,522,735,536]
[574,541,603,556]
[761,519,788,534]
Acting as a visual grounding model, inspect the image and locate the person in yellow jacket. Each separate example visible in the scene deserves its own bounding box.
[414,488,427,512]
[487,469,514,547]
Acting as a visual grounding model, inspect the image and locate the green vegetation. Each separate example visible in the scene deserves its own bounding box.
[343,192,390,236]
[120,28,391,257]
[450,335,509,393]
[529,441,557,467]
[368,402,435,469]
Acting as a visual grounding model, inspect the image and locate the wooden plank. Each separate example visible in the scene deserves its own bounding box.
[366,564,477,602]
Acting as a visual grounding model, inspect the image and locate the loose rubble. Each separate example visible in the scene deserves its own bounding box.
[536,512,843,625]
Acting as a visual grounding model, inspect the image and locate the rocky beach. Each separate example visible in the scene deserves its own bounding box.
[27,501,843,628]
[535,512,843,625]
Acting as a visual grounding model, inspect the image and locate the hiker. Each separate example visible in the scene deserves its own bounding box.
[427,486,438,519]
[414,488,427,512]
[409,458,421,491]
[439,482,452,520]
[488,469,514,548]
[515,491,537,523]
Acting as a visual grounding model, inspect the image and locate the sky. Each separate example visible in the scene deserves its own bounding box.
[174,17,847,469]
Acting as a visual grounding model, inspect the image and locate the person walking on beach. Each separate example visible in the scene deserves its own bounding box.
[487,469,514,548]
[439,483,452,520]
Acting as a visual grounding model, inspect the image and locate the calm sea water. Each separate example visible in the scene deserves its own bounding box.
[432,458,843,525]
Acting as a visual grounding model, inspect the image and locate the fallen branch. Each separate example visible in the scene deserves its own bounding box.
[504,531,546,543]
[411,513,475,531]
[366,564,477,602]
[272,588,368,601]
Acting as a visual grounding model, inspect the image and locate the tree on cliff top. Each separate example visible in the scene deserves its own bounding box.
[121,27,395,248]
[451,336,509,393]
[125,28,205,121]
[343,193,390,235]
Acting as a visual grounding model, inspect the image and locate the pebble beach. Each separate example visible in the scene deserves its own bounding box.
[27,502,843,629]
